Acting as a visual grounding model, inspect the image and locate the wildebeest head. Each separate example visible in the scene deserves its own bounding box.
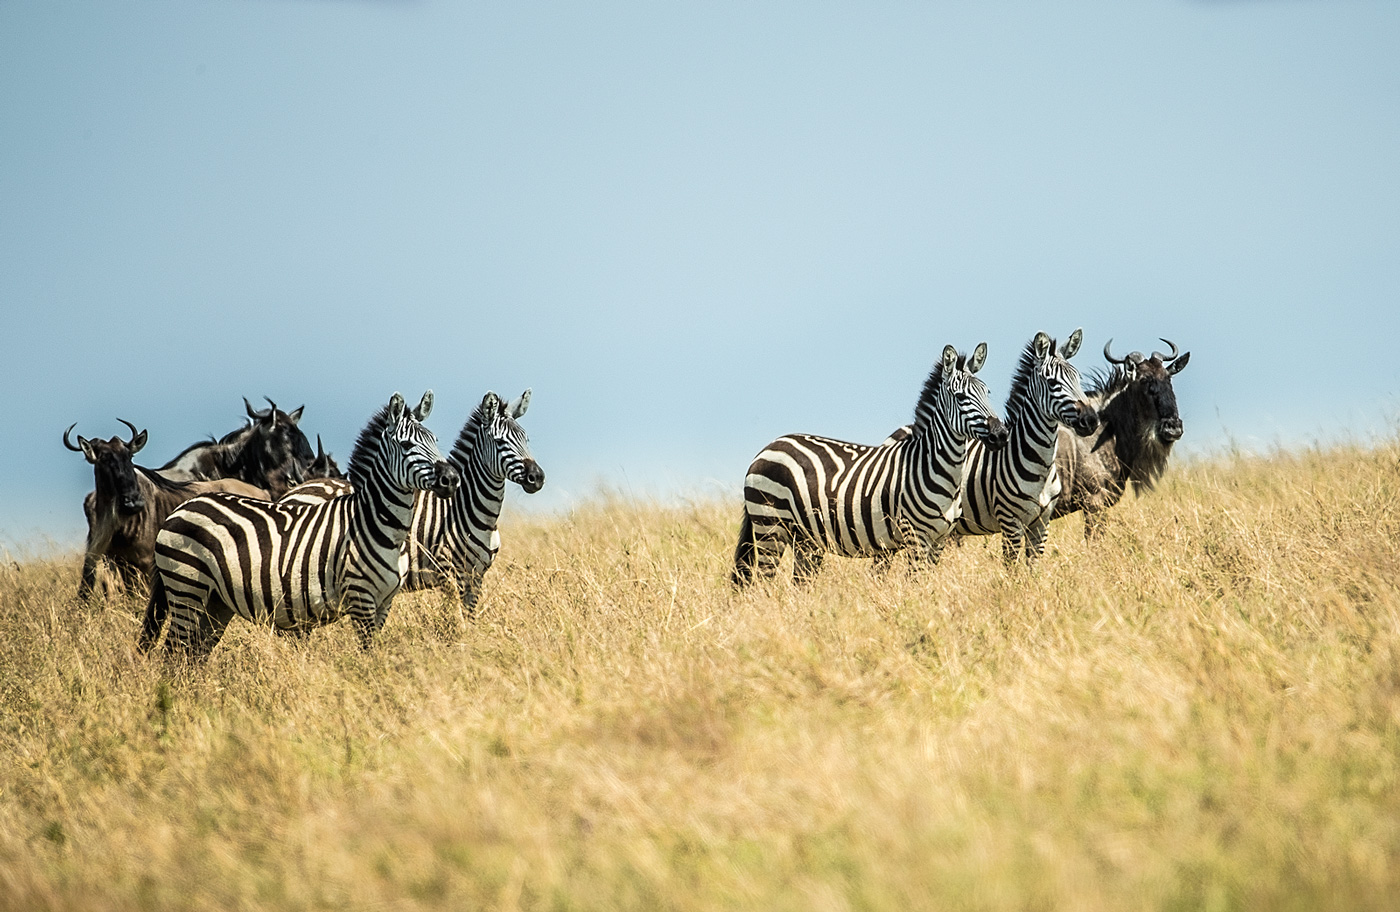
[64,419,148,515]
[242,396,314,490]
[306,434,344,480]
[1103,338,1191,444]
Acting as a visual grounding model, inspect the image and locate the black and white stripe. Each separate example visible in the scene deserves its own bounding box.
[404,390,544,617]
[138,392,460,657]
[733,343,1009,585]
[953,329,1099,564]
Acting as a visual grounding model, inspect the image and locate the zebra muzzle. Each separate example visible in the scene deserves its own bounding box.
[431,461,461,498]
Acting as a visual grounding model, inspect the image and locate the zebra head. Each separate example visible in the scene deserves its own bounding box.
[474,390,546,494]
[64,419,148,514]
[919,343,1009,449]
[378,391,460,498]
[1104,338,1190,443]
[1020,329,1099,437]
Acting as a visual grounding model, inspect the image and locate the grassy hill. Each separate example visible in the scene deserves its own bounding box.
[3,441,1399,911]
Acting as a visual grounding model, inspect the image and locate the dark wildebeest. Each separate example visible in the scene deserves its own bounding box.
[1051,338,1191,539]
[159,397,315,498]
[65,420,268,601]
[306,434,344,480]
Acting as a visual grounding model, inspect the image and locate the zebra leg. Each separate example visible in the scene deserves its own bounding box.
[792,539,825,583]
[1024,518,1050,566]
[750,522,790,582]
[1000,527,1026,565]
[164,590,235,661]
[453,568,485,621]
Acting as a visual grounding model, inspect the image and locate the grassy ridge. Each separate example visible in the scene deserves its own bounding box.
[2,442,1399,910]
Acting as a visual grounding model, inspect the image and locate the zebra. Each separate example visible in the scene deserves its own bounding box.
[404,390,544,617]
[137,392,460,657]
[732,343,1010,586]
[951,329,1099,565]
[280,390,544,619]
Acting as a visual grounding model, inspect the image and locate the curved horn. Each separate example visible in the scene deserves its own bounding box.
[244,397,271,420]
[264,396,279,412]
[117,418,141,445]
[316,434,326,459]
[1153,338,1180,363]
[1103,338,1128,365]
[63,423,83,452]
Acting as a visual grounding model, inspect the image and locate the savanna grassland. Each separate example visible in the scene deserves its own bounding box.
[3,441,1400,911]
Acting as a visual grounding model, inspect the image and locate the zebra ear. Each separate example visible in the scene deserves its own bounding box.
[969,342,988,374]
[508,389,531,419]
[387,393,406,424]
[941,345,958,373]
[1061,328,1083,359]
[413,390,434,422]
[1033,332,1053,359]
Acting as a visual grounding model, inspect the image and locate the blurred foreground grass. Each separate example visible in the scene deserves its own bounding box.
[2,441,1400,910]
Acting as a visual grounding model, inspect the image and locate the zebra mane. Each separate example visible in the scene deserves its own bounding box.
[346,403,393,486]
[912,354,959,430]
[448,399,489,469]
[1003,336,1055,426]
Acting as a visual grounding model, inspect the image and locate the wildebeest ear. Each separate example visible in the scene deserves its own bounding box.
[941,345,958,373]
[1032,332,1052,359]
[1168,351,1190,374]
[969,342,988,374]
[130,430,147,454]
[508,389,531,419]
[481,391,502,416]
[78,436,98,464]
[287,405,304,425]
[1060,328,1083,359]
[387,393,406,423]
[413,391,433,421]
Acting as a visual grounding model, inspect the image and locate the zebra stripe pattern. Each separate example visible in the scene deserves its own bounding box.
[953,329,1099,564]
[734,343,1009,585]
[404,390,544,617]
[138,392,460,657]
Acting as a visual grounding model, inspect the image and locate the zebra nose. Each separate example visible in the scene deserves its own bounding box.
[521,460,545,494]
[432,461,460,497]
[984,420,1010,451]
[1072,405,1100,437]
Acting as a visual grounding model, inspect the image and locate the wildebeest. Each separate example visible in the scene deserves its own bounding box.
[159,397,315,498]
[1051,338,1191,538]
[306,434,344,480]
[65,421,267,601]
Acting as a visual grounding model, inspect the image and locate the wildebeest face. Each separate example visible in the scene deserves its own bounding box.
[65,420,147,515]
[1106,339,1190,444]
[244,397,313,486]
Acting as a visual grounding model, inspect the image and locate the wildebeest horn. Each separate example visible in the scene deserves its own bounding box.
[316,434,326,459]
[244,397,272,421]
[117,418,140,444]
[1103,339,1128,365]
[1153,338,1180,363]
[63,423,83,452]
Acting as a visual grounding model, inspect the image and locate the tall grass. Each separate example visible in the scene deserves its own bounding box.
[2,441,1399,910]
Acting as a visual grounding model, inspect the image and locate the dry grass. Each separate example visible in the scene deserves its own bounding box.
[3,440,1400,911]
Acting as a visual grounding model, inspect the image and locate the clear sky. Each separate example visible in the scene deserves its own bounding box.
[2,1,1398,549]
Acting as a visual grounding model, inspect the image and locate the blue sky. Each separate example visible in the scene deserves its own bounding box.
[2,1,1398,549]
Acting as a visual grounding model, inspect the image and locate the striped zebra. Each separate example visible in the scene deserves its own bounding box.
[137,392,460,657]
[280,390,544,619]
[952,329,1099,565]
[733,343,1010,586]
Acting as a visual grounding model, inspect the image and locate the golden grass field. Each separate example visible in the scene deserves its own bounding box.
[3,441,1400,911]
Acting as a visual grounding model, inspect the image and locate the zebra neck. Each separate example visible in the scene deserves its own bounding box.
[453,449,508,530]
[906,411,970,475]
[1006,396,1062,466]
[350,466,418,546]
